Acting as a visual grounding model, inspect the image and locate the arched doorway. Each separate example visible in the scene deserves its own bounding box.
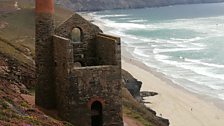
[91,101,103,126]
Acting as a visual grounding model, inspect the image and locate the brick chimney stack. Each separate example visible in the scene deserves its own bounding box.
[35,0,56,109]
[36,0,54,14]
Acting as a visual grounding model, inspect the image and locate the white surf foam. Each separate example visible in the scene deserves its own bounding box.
[98,14,129,18]
[91,11,224,101]
[133,48,150,58]
[218,93,224,100]
[170,37,204,43]
[153,47,203,54]
[158,59,224,81]
[128,19,148,23]
[185,58,224,68]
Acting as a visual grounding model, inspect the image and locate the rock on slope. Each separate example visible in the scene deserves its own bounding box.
[0,53,71,126]
[56,0,224,11]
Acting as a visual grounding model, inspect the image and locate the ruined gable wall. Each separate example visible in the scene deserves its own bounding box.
[55,13,101,39]
[55,13,102,66]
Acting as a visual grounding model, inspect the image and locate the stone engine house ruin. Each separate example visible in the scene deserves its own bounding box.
[35,0,123,125]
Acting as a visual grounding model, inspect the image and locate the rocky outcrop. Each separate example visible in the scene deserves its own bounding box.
[56,0,224,11]
[122,70,142,101]
[0,52,35,90]
[122,69,159,102]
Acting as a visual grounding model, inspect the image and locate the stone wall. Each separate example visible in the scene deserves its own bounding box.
[53,35,73,113]
[55,13,102,66]
[35,13,56,109]
[58,66,123,126]
[53,34,123,125]
[51,11,123,126]
[96,34,118,66]
[102,34,121,66]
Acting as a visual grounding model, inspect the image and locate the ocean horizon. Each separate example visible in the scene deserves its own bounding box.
[90,3,224,102]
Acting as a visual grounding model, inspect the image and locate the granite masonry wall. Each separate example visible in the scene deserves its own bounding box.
[53,33,123,125]
[55,13,102,66]
[95,34,117,65]
[53,35,73,113]
[96,33,121,69]
[57,66,123,126]
[35,13,56,109]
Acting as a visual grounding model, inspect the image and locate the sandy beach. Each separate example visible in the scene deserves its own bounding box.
[122,58,224,126]
[80,12,224,126]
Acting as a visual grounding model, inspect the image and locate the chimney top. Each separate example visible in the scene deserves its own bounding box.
[36,0,54,14]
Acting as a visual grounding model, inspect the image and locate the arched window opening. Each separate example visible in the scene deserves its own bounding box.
[71,27,81,42]
[91,101,103,126]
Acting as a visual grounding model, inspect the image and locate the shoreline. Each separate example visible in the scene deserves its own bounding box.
[80,12,224,126]
[121,47,224,111]
[121,54,224,126]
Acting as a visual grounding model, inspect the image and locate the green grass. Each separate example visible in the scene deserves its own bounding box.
[123,106,152,126]
[0,99,9,109]
[0,38,33,66]
[0,6,74,67]
[122,87,155,126]
[28,87,35,96]
[0,8,35,54]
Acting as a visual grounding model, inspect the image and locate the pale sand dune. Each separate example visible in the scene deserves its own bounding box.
[122,60,224,126]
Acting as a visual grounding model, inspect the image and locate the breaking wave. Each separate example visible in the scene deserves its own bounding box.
[91,4,224,101]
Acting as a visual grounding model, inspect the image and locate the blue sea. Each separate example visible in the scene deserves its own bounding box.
[90,3,224,101]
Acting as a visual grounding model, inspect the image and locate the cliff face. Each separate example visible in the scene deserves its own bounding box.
[56,0,224,11]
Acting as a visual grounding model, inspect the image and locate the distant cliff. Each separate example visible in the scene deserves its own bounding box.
[56,0,224,11]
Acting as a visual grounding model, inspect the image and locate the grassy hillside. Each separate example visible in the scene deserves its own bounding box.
[0,0,73,66]
[0,1,72,125]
